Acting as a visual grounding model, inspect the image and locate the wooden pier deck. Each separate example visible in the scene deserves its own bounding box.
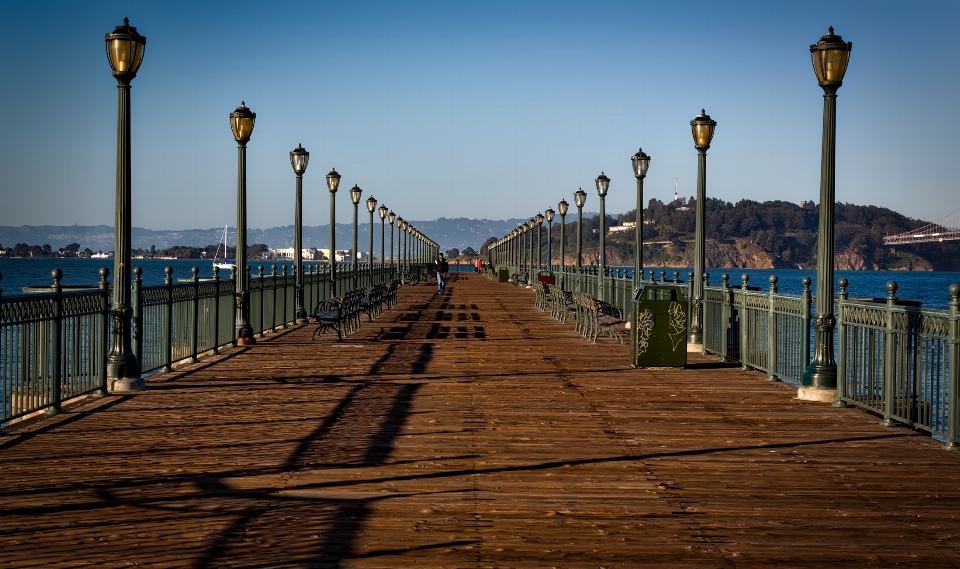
[2,273,960,568]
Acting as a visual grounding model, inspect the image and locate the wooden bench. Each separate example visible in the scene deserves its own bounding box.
[311,288,363,341]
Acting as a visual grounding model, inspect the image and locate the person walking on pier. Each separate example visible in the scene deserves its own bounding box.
[435,252,449,294]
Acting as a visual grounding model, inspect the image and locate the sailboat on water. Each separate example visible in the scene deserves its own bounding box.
[212,225,235,273]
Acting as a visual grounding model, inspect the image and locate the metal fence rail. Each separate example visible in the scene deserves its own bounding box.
[0,261,409,425]
[836,281,958,442]
[1,270,109,423]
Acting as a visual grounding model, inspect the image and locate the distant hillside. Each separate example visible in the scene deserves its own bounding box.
[3,202,956,270]
[551,198,960,272]
[0,218,528,254]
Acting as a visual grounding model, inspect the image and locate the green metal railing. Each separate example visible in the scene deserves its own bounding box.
[703,274,813,384]
[703,275,960,448]
[0,270,110,423]
[0,262,410,425]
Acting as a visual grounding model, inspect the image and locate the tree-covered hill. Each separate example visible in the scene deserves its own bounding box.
[488,198,959,272]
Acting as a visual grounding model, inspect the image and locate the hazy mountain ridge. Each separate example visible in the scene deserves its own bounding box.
[0,218,530,253]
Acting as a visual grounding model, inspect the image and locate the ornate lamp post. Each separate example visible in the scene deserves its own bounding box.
[398,218,406,273]
[689,110,717,347]
[631,148,651,286]
[545,208,555,272]
[366,195,377,286]
[802,27,852,402]
[105,18,146,391]
[349,185,362,288]
[388,211,396,275]
[378,204,388,271]
[229,101,257,346]
[574,188,587,290]
[535,213,544,273]
[558,199,568,287]
[595,173,610,301]
[326,169,341,296]
[528,219,537,283]
[290,144,310,323]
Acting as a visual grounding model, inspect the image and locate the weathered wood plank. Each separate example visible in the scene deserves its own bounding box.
[2,273,960,567]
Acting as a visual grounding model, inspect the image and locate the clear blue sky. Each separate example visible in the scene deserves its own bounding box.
[1,0,957,231]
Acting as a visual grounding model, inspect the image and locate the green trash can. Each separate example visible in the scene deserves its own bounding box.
[498,268,510,283]
[631,284,688,368]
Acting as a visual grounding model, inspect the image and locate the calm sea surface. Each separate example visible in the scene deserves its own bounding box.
[1,258,958,310]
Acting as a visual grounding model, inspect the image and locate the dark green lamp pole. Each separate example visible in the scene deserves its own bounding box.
[518,223,530,273]
[574,188,587,291]
[105,17,146,391]
[802,27,852,401]
[527,220,535,283]
[535,213,544,273]
[349,185,362,288]
[631,148,650,286]
[688,110,716,347]
[366,195,377,286]
[326,169,341,296]
[595,173,610,301]
[290,144,310,324]
[398,218,405,273]
[388,211,396,276]
[545,208,554,272]
[558,199,568,288]
[378,204,388,272]
[230,101,257,345]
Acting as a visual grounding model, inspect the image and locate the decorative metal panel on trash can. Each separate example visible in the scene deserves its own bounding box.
[631,284,688,368]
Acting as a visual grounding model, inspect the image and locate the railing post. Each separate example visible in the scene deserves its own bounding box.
[229,266,238,348]
[95,268,109,396]
[881,281,900,427]
[270,265,278,332]
[740,274,749,369]
[212,266,221,355]
[255,266,265,338]
[132,267,143,364]
[767,275,779,381]
[687,271,694,343]
[281,265,288,329]
[801,277,812,370]
[943,283,960,450]
[721,274,731,361]
[833,278,849,407]
[46,269,64,416]
[189,266,200,363]
[161,267,174,373]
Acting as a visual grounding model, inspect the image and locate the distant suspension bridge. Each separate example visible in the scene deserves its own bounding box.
[883,206,960,245]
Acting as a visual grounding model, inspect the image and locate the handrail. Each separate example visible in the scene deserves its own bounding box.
[0,261,417,426]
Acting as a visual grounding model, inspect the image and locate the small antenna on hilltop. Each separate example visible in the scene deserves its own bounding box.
[674,178,679,202]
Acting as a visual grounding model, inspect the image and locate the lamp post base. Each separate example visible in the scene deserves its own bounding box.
[296,317,310,325]
[109,377,146,393]
[797,387,836,402]
[236,326,256,346]
[686,342,704,353]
